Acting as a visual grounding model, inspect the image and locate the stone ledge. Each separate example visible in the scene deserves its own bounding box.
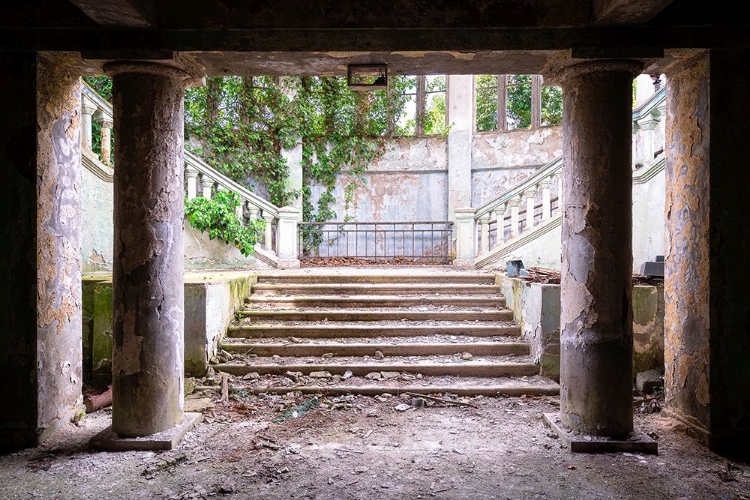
[90,412,202,451]
[543,412,658,454]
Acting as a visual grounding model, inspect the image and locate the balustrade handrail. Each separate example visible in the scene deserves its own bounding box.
[81,81,280,218]
[632,86,667,121]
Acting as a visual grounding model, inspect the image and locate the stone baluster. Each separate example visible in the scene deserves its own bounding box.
[637,114,659,165]
[524,186,537,231]
[236,197,246,221]
[555,170,563,214]
[185,166,199,200]
[540,177,553,220]
[263,212,275,253]
[201,174,213,199]
[247,206,259,221]
[508,196,521,238]
[99,117,113,165]
[479,212,491,254]
[81,95,97,151]
[492,207,503,248]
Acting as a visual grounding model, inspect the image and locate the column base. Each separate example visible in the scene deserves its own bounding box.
[277,258,301,269]
[543,413,658,454]
[90,412,202,451]
[452,258,476,269]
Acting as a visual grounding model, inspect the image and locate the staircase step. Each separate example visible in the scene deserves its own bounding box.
[220,340,530,357]
[227,323,521,338]
[256,272,496,285]
[199,374,559,397]
[213,358,539,378]
[251,283,502,296]
[244,294,505,308]
[238,309,513,322]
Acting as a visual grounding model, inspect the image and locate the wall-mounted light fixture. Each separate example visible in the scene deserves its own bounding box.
[347,64,388,91]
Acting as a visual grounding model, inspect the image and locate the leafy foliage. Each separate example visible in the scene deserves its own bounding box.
[475,75,563,131]
[184,191,265,257]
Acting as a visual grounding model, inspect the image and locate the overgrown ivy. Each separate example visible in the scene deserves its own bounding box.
[184,191,265,257]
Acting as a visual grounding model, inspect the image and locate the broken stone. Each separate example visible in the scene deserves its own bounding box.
[461,352,474,361]
[374,350,385,360]
[365,372,383,380]
[395,403,412,412]
[380,371,400,379]
[342,370,353,380]
[218,480,236,494]
[243,372,261,380]
[322,352,334,359]
[183,377,197,396]
[636,369,663,393]
[309,371,332,379]
[411,397,426,408]
[354,466,369,474]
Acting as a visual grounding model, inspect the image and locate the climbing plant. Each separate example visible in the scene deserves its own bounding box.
[184,190,265,257]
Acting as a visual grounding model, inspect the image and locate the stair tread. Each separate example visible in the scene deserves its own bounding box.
[222,334,526,345]
[232,321,517,329]
[218,353,532,364]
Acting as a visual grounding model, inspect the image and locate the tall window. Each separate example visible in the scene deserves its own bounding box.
[394,75,447,137]
[475,75,562,132]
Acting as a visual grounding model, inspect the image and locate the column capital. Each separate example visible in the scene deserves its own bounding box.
[98,117,113,129]
[546,58,644,86]
[507,196,521,208]
[185,166,199,179]
[524,186,537,198]
[539,177,553,189]
[103,60,204,87]
[637,116,659,131]
[453,207,476,220]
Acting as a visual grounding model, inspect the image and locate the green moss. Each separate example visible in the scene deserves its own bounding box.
[632,285,658,326]
[92,282,113,386]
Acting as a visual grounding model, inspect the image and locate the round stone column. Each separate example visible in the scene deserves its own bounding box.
[104,61,192,437]
[558,60,642,437]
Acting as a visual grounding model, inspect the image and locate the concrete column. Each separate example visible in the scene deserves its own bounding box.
[447,75,473,224]
[555,170,563,213]
[1,53,84,449]
[276,206,300,268]
[185,167,199,200]
[452,208,476,268]
[282,136,303,219]
[105,61,193,438]
[524,186,537,231]
[99,118,113,165]
[558,60,642,437]
[664,50,750,454]
[81,95,96,151]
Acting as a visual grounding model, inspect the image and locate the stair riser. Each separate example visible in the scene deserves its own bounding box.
[227,326,521,339]
[239,311,513,321]
[221,343,530,357]
[213,363,539,378]
[244,297,505,308]
[251,285,502,296]
[256,275,496,285]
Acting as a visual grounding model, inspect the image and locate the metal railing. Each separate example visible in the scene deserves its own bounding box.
[299,221,454,263]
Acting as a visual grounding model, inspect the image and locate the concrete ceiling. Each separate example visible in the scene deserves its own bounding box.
[1,0,748,76]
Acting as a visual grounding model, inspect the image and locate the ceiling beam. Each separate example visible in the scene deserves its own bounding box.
[593,0,674,25]
[1,26,749,54]
[67,0,155,28]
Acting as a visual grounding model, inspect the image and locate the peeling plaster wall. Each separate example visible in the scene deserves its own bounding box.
[632,169,666,271]
[81,161,114,272]
[471,126,562,207]
[664,52,712,440]
[0,52,39,449]
[35,54,84,440]
[184,225,269,270]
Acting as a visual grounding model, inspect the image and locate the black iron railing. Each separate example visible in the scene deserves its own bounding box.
[299,221,454,263]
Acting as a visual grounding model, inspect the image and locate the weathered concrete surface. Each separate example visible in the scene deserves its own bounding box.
[36,53,84,442]
[632,167,666,273]
[558,60,642,437]
[447,75,473,223]
[500,276,664,382]
[107,62,188,438]
[81,150,114,271]
[184,225,269,270]
[665,49,750,454]
[0,52,40,449]
[471,126,562,207]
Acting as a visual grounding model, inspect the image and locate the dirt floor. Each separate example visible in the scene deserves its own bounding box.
[1,390,749,500]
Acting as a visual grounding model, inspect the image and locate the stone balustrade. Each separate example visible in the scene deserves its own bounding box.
[456,85,667,267]
[81,81,298,268]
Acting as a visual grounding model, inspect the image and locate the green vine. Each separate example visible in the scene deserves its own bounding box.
[184,191,265,257]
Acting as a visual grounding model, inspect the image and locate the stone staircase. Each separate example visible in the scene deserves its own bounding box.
[210,268,559,396]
